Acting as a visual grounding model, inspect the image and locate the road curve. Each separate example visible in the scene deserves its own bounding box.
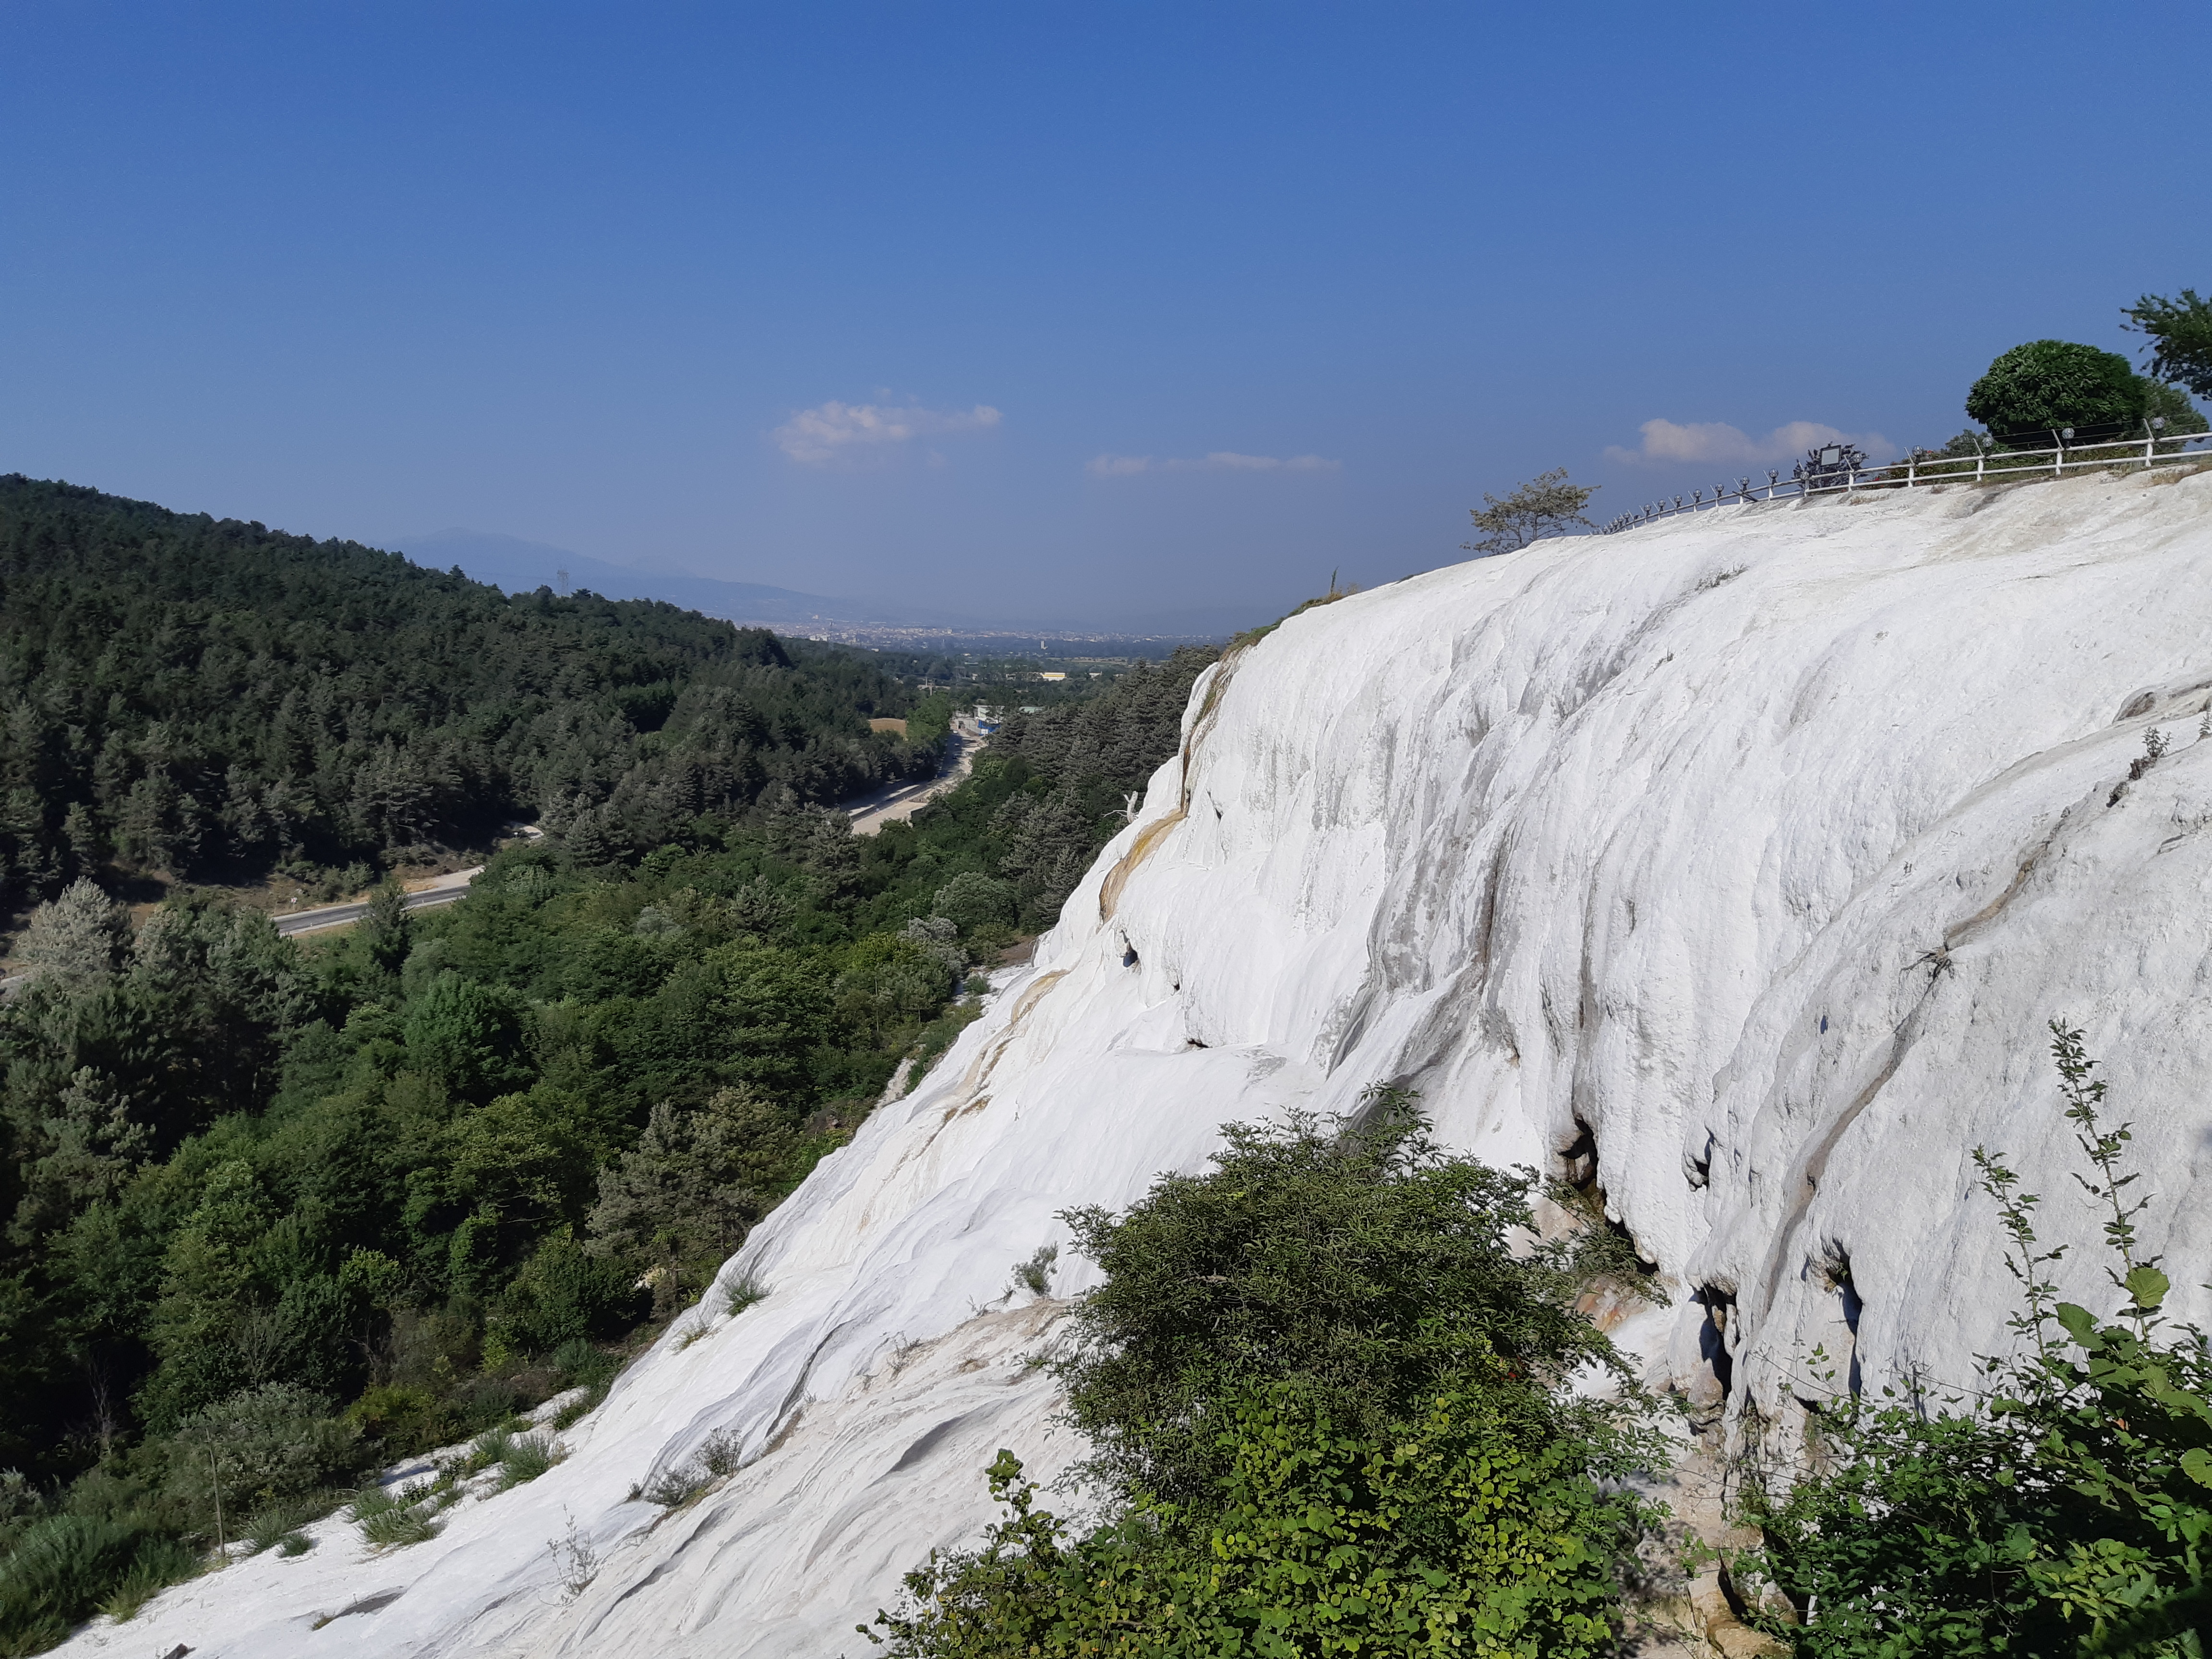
[846,731,979,836]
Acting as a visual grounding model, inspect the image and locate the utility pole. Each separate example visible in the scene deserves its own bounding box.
[208,1449,227,1565]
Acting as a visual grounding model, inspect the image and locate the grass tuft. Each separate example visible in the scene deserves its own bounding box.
[359,1505,441,1548]
[498,1433,559,1489]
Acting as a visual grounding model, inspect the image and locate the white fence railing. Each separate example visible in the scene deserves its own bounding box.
[1599,428,2212,534]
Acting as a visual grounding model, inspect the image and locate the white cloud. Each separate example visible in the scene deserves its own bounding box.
[774,400,1001,466]
[1604,418,1895,469]
[1085,451,1341,478]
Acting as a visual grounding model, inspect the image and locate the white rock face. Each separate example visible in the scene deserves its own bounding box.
[67,469,2212,1657]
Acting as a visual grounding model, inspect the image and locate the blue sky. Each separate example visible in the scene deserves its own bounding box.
[5,4,2208,628]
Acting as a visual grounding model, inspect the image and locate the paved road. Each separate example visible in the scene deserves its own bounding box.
[1,837,539,993]
[272,866,483,937]
[846,732,979,836]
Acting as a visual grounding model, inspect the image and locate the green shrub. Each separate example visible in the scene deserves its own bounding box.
[166,1384,364,1528]
[637,1467,706,1509]
[2140,376,2209,438]
[697,1430,743,1478]
[903,1000,986,1094]
[871,1387,1638,1659]
[1008,1245,1056,1298]
[490,1235,649,1358]
[721,1276,769,1318]
[1965,339,2146,445]
[1056,1094,1637,1508]
[344,1384,455,1457]
[1741,1024,2212,1654]
[930,873,1016,936]
[869,1096,1660,1656]
[548,1337,616,1392]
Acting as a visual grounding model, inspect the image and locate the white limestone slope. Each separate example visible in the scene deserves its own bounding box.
[67,468,2212,1658]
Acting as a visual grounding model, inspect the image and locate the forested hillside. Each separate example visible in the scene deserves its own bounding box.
[0,476,935,913]
[0,523,1216,1648]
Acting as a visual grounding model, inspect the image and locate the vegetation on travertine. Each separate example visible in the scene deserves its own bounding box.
[0,532,1209,1650]
[866,1097,1664,1657]
[0,475,937,912]
[1741,1026,2212,1657]
[1462,468,1598,556]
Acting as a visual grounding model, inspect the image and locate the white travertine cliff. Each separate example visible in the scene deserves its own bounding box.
[66,467,2212,1656]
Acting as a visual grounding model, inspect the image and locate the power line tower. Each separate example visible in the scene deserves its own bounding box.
[556,567,570,597]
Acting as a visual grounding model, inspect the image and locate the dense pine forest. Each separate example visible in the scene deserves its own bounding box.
[0,475,937,911]
[0,475,1219,1650]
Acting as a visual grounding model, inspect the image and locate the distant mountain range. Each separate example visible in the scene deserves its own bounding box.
[387,529,1250,643]
[390,529,922,626]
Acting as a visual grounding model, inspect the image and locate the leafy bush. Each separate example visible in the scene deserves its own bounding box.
[697,1430,743,1479]
[903,999,986,1095]
[1743,1024,2212,1654]
[871,1388,1637,1659]
[637,1466,707,1509]
[869,1096,1659,1656]
[1057,1094,1635,1508]
[1965,339,2147,445]
[346,1481,399,1523]
[489,1235,649,1358]
[345,1385,455,1459]
[166,1384,363,1527]
[929,873,1016,936]
[2140,375,2209,437]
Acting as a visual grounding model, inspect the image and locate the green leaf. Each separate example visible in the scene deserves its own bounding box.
[2181,1448,2212,1489]
[2056,1302,2098,1344]
[2127,1265,2171,1312]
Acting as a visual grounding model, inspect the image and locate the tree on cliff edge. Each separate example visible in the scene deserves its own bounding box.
[1464,468,1598,555]
[2125,288,2212,398]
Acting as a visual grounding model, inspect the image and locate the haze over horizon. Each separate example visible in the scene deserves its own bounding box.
[5,4,2208,629]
